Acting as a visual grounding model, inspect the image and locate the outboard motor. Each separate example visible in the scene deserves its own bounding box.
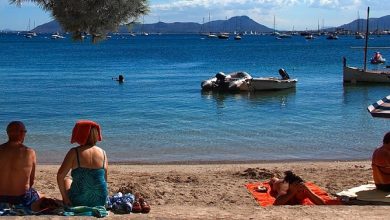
[278,68,290,80]
[215,72,226,81]
[214,72,229,91]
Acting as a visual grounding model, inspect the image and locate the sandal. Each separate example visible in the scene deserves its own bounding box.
[139,197,151,214]
[132,201,142,213]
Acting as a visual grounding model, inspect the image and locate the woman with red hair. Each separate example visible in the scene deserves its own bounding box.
[57,120,108,207]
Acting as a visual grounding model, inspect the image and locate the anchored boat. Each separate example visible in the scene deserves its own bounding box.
[343,7,390,84]
[201,69,297,92]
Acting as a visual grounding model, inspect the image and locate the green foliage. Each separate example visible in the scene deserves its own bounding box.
[10,0,149,42]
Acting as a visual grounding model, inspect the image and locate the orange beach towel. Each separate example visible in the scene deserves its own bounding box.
[245,182,340,206]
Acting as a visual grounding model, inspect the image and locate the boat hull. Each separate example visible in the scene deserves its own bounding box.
[343,66,390,83]
[250,78,297,90]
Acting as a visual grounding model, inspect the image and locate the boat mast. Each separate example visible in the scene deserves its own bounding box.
[357,11,360,34]
[363,7,370,71]
[273,15,275,35]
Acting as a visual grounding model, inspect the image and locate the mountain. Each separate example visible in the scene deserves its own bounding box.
[32,16,273,34]
[337,15,390,32]
[34,20,64,33]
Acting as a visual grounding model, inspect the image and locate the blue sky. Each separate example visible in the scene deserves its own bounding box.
[0,0,389,31]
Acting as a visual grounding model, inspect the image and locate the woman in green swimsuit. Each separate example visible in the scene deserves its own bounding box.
[57,120,108,207]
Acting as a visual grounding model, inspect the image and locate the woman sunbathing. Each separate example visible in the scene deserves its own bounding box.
[57,120,108,207]
[270,171,325,205]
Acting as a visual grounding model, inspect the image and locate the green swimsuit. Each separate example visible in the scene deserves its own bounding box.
[68,148,108,207]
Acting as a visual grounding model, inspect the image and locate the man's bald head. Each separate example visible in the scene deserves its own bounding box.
[6,121,26,142]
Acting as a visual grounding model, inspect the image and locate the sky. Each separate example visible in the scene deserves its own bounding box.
[0,0,389,31]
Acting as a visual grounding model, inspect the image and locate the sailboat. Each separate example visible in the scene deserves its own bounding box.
[199,17,208,37]
[25,19,37,38]
[217,16,229,39]
[141,16,148,36]
[273,16,291,39]
[207,13,217,38]
[355,11,365,39]
[343,7,390,84]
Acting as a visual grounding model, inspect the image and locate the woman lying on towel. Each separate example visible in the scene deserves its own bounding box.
[270,171,325,205]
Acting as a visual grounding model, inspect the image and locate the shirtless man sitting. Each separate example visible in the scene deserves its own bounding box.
[372,132,390,191]
[0,121,40,210]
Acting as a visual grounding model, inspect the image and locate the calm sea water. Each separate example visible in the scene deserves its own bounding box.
[1,33,390,163]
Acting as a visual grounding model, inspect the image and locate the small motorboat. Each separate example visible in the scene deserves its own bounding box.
[51,32,65,39]
[370,52,386,64]
[250,69,297,90]
[201,69,297,92]
[217,33,229,39]
[326,34,339,40]
[201,71,252,92]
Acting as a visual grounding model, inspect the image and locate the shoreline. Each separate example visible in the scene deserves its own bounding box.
[37,158,371,165]
[31,160,390,219]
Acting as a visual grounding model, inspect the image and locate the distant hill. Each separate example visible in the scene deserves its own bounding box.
[337,15,390,32]
[32,16,273,34]
[34,20,64,33]
[32,14,390,34]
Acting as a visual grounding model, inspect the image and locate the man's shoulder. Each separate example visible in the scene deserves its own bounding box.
[23,145,36,154]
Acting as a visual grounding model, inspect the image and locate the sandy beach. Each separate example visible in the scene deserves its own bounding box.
[16,160,386,219]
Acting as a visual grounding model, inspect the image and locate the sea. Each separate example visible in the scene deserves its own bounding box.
[0,33,390,163]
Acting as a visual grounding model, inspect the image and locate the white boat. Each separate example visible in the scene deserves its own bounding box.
[343,7,390,84]
[250,69,297,91]
[305,34,314,40]
[217,33,229,39]
[250,78,297,90]
[51,32,65,39]
[201,71,252,92]
[25,19,37,38]
[234,35,242,40]
[279,34,292,38]
[326,34,338,40]
[201,69,297,92]
[207,33,218,38]
[25,31,37,38]
[355,33,365,39]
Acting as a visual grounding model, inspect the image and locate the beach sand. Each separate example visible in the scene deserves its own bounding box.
[29,160,390,219]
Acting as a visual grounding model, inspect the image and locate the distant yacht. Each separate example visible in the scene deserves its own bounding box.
[355,33,365,39]
[51,32,65,39]
[304,34,314,40]
[326,34,339,40]
[279,33,292,38]
[25,31,37,38]
[25,19,37,38]
[355,11,365,39]
[217,33,229,39]
[207,33,218,38]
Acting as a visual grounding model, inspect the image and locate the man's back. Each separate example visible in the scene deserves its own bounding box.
[0,142,36,196]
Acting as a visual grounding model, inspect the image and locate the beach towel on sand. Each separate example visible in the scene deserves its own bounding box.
[337,184,390,203]
[246,182,340,206]
[61,206,108,218]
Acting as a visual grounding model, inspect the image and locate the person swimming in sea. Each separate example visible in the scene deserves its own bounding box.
[112,74,124,83]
